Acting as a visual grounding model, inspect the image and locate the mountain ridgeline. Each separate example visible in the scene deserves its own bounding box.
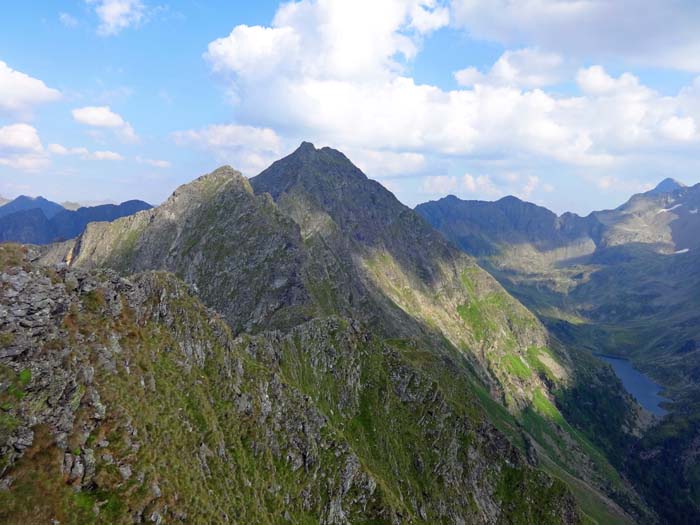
[417,179,700,523]
[2,143,666,523]
[0,196,152,245]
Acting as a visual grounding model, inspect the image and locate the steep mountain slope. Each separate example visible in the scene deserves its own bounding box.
[0,200,152,245]
[0,196,8,207]
[417,181,700,522]
[1,244,580,523]
[38,143,655,522]
[0,196,65,220]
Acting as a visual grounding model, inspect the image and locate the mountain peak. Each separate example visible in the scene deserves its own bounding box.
[648,177,686,195]
[251,142,366,200]
[194,165,249,189]
[297,141,317,153]
[0,194,65,219]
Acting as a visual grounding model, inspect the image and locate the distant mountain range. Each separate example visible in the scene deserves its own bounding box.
[416,177,700,522]
[0,195,152,244]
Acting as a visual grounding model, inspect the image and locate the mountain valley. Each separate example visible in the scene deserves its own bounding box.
[417,179,700,522]
[1,144,696,523]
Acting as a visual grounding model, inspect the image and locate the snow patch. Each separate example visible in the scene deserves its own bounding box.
[674,248,690,254]
[657,204,683,214]
[690,209,699,214]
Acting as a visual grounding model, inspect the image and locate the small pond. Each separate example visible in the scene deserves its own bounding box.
[598,355,668,417]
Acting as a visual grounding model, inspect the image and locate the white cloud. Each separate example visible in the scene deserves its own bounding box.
[660,116,697,142]
[205,0,449,84]
[453,66,483,87]
[202,1,700,200]
[172,124,282,175]
[59,13,79,27]
[86,0,145,36]
[450,0,700,72]
[49,143,123,161]
[72,105,138,142]
[137,157,171,168]
[0,124,49,170]
[0,61,61,117]
[349,149,426,177]
[463,173,500,197]
[48,143,89,156]
[427,172,547,202]
[409,0,450,33]
[576,66,642,96]
[72,105,125,127]
[455,48,563,88]
[91,150,124,161]
[422,175,458,194]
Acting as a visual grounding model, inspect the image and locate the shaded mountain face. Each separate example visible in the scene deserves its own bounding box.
[417,184,700,522]
[34,144,658,522]
[0,196,65,220]
[416,195,598,258]
[0,200,152,245]
[0,209,54,244]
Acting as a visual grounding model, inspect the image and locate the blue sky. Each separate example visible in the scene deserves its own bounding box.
[2,1,700,214]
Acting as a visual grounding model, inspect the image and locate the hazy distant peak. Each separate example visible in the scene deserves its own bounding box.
[648,178,686,195]
[0,195,65,219]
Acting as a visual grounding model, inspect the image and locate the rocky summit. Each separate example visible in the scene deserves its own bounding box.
[2,143,668,524]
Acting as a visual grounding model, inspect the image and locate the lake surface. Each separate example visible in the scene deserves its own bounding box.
[598,355,668,416]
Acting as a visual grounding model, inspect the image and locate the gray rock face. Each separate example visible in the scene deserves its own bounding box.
[57,166,309,334]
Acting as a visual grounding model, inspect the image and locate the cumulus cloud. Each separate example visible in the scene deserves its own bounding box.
[172,124,282,174]
[348,149,426,177]
[450,0,700,72]
[198,0,700,201]
[422,175,458,194]
[86,0,145,36]
[91,150,124,161]
[205,0,449,84]
[422,171,549,201]
[455,48,563,88]
[660,116,697,142]
[0,124,49,170]
[72,105,138,142]
[49,143,124,161]
[136,157,171,168]
[48,143,89,156]
[462,173,500,197]
[0,61,61,117]
[205,1,691,171]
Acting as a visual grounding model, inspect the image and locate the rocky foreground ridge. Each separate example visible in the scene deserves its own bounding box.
[0,244,578,523]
